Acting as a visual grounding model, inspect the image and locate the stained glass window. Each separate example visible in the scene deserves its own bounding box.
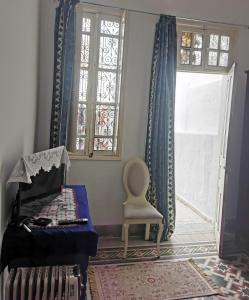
[99,37,119,69]
[101,20,120,35]
[76,137,85,151]
[181,32,192,48]
[79,70,88,102]
[192,51,202,65]
[180,30,203,66]
[77,103,87,136]
[208,51,218,66]
[219,52,229,67]
[178,25,233,72]
[208,33,230,68]
[70,8,125,157]
[220,36,230,51]
[80,34,90,68]
[180,49,190,64]
[95,105,115,136]
[193,33,203,49]
[94,138,113,151]
[97,71,116,103]
[209,34,219,49]
[82,17,91,32]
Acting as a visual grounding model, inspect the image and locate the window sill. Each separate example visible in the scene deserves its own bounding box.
[68,153,122,161]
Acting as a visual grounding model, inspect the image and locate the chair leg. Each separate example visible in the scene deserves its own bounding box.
[145,223,150,241]
[156,223,164,257]
[123,223,129,259]
[121,224,124,241]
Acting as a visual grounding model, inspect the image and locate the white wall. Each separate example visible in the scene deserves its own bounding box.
[175,133,220,219]
[0,0,39,289]
[36,0,249,226]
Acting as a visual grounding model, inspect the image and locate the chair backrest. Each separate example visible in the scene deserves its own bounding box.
[123,158,150,204]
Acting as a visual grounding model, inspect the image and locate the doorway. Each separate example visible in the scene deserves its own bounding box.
[174,68,234,246]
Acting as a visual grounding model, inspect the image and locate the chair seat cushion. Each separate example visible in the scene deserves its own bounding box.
[124,202,163,219]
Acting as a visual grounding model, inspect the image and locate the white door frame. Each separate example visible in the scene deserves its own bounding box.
[214,63,236,254]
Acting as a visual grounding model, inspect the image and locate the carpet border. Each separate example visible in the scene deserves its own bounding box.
[188,259,221,296]
[88,266,100,300]
[88,259,221,300]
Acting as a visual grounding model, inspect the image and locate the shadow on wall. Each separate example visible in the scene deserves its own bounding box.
[0,140,25,237]
[0,164,18,238]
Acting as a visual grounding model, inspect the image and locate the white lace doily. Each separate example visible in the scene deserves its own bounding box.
[8,146,71,184]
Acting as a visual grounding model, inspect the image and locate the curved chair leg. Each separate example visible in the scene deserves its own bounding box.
[145,223,150,241]
[123,223,129,259]
[156,223,164,258]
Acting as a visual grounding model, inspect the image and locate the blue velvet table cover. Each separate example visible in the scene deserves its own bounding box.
[0,185,98,272]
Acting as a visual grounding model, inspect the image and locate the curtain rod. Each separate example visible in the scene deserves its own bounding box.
[81,1,249,29]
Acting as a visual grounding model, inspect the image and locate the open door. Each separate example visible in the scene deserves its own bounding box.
[215,63,235,255]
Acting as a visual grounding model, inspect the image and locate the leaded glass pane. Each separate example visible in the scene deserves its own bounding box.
[192,51,202,65]
[97,71,116,103]
[219,52,229,67]
[208,51,218,66]
[77,103,86,135]
[79,69,88,102]
[193,33,203,49]
[94,138,113,151]
[220,36,230,51]
[181,32,192,48]
[99,37,119,69]
[95,105,115,136]
[76,137,85,151]
[82,17,91,32]
[209,34,219,49]
[81,34,90,67]
[180,49,190,64]
[101,20,120,35]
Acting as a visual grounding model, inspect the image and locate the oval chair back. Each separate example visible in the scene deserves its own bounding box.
[123,157,150,205]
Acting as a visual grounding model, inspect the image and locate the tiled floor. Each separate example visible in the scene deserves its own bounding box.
[174,199,215,243]
[98,199,215,249]
[87,201,218,299]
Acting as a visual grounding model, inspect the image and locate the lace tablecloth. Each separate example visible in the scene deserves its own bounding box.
[8,146,70,184]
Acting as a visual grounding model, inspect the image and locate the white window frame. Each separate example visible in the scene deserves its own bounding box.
[68,4,126,160]
[177,22,236,74]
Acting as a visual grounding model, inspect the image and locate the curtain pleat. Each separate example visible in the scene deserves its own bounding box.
[145,15,177,241]
[50,0,79,148]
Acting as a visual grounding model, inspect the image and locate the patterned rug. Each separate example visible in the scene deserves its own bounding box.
[90,241,217,265]
[194,255,249,299]
[89,260,219,300]
[89,243,249,299]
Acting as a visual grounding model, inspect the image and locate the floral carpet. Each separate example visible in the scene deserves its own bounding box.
[89,260,219,300]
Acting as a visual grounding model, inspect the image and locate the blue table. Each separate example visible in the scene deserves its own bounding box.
[0,185,98,298]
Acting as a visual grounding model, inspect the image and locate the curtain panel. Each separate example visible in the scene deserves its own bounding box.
[145,15,177,241]
[50,0,79,148]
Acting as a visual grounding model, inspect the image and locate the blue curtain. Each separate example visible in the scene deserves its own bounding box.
[145,15,177,241]
[50,0,79,148]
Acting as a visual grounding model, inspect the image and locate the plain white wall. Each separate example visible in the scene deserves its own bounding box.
[36,0,249,226]
[0,0,40,284]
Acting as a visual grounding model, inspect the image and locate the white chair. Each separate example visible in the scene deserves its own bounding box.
[122,157,164,258]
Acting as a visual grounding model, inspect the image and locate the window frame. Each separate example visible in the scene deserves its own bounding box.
[177,22,236,74]
[68,4,126,160]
